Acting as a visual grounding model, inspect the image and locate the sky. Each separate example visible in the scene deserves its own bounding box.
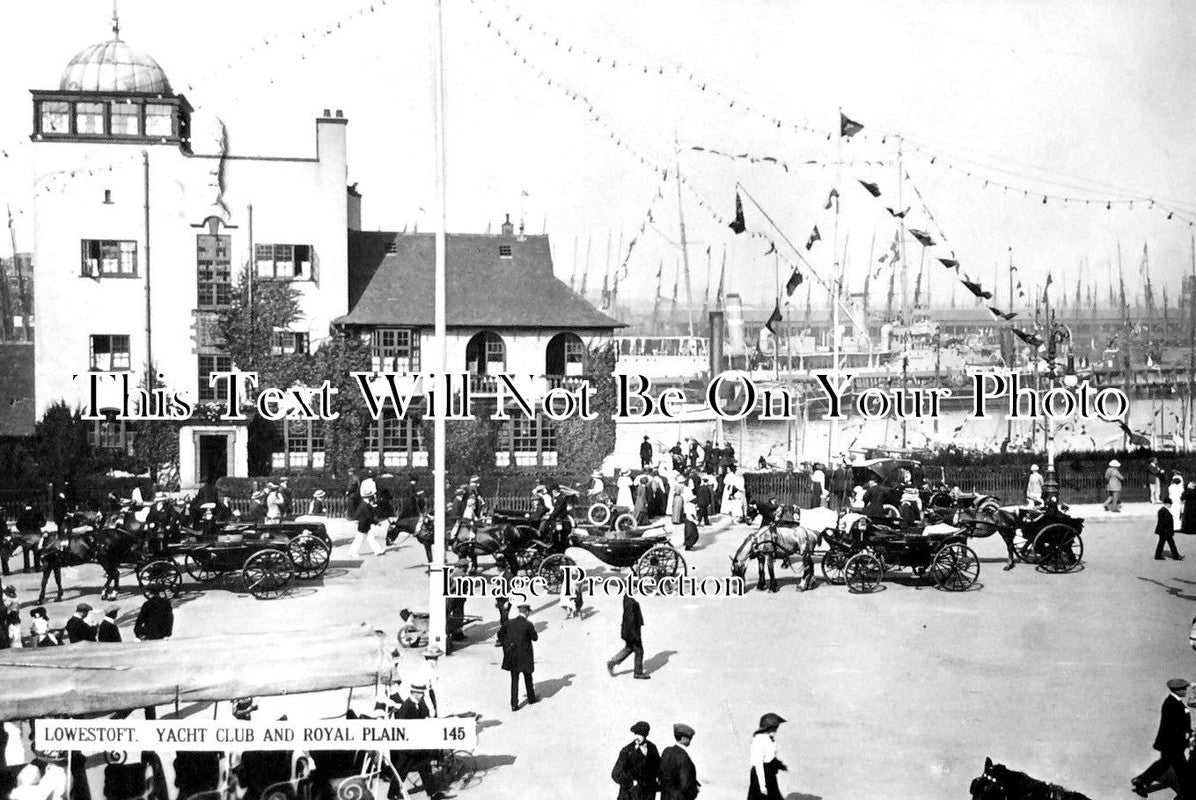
[1,0,1194,315]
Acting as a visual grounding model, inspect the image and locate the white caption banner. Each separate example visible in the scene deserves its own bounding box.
[34,719,476,752]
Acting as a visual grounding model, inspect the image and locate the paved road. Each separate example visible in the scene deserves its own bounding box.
[4,506,1192,798]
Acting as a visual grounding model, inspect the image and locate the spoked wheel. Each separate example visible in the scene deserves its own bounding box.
[242,548,293,599]
[435,750,478,790]
[633,545,687,580]
[588,503,612,527]
[614,513,637,533]
[843,552,883,593]
[881,504,901,520]
[137,559,182,598]
[820,550,848,585]
[183,551,224,582]
[287,532,332,579]
[928,543,980,591]
[1033,524,1084,573]
[538,554,577,594]
[1015,532,1039,564]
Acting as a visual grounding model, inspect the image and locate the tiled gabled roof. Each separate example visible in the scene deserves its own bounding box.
[339,231,624,330]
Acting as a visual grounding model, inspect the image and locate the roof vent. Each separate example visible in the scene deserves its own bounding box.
[335,109,344,118]
[500,213,514,236]
[323,108,331,117]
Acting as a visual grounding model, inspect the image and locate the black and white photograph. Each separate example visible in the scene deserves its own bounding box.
[0,0,1194,798]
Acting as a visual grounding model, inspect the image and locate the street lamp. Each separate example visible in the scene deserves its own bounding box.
[1041,315,1074,506]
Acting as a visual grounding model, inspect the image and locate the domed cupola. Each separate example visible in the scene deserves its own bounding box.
[31,11,191,147]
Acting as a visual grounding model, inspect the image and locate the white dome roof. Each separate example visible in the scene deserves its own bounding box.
[60,39,171,94]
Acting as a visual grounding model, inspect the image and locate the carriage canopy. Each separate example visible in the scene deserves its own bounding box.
[0,625,388,721]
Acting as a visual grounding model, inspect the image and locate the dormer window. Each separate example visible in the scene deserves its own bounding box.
[387,240,398,255]
[499,244,513,259]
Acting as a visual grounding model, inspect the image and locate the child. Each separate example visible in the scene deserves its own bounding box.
[559,580,584,620]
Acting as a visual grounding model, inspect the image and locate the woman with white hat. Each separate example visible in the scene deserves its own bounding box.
[1026,465,1043,507]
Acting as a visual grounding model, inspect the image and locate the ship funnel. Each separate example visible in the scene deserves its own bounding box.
[879,323,893,351]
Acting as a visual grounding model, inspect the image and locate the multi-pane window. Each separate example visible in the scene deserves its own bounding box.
[81,240,137,277]
[75,102,104,135]
[255,244,313,280]
[499,245,513,259]
[364,415,426,468]
[271,331,309,356]
[89,334,130,371]
[89,420,133,453]
[110,101,140,135]
[197,234,232,308]
[40,102,70,134]
[145,104,173,137]
[198,354,232,402]
[273,419,325,470]
[495,418,558,467]
[370,328,420,372]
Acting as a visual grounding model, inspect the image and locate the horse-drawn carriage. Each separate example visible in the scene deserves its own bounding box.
[0,626,480,800]
[955,502,1085,573]
[821,515,981,593]
[453,508,686,593]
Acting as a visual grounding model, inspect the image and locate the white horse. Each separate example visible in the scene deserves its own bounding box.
[730,507,825,593]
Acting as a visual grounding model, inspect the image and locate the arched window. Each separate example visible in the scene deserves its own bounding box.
[545,332,585,376]
[465,331,506,375]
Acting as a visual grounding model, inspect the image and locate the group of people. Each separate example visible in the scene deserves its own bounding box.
[0,587,173,651]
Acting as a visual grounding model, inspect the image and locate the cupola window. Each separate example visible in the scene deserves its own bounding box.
[145,104,173,136]
[40,102,70,134]
[111,101,140,135]
[75,102,105,135]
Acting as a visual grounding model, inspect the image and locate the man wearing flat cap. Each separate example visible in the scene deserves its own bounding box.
[96,607,121,643]
[65,603,96,643]
[612,720,660,800]
[659,724,699,799]
[1132,678,1192,796]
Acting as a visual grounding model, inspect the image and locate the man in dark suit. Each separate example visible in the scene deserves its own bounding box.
[612,720,660,800]
[97,607,122,642]
[65,603,96,643]
[659,723,699,800]
[607,594,648,679]
[694,481,712,527]
[390,684,445,800]
[1133,677,1192,796]
[133,592,174,640]
[1155,497,1183,561]
[640,436,654,470]
[502,603,538,711]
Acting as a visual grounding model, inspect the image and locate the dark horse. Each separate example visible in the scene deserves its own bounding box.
[61,500,187,599]
[970,757,1092,800]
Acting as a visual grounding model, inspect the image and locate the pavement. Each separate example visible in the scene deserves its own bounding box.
[3,504,1192,799]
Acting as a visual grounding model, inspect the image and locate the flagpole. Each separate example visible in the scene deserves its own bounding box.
[428,0,448,653]
[829,110,843,465]
[897,135,908,451]
[675,134,696,338]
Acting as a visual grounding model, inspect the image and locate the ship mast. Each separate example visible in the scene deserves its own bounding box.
[675,134,696,337]
[898,136,909,450]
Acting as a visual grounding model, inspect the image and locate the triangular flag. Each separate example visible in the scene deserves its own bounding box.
[939,258,959,269]
[885,207,909,218]
[840,113,864,138]
[824,188,840,211]
[909,229,936,247]
[764,242,777,255]
[729,192,746,234]
[961,279,993,300]
[805,226,821,251]
[858,180,881,198]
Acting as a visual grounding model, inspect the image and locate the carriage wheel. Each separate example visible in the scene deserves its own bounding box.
[287,532,332,579]
[397,623,425,648]
[242,548,293,599]
[614,513,637,532]
[537,554,576,594]
[881,504,901,520]
[819,549,848,585]
[435,750,478,789]
[976,497,1001,515]
[183,551,224,582]
[843,552,883,593]
[1033,524,1084,574]
[588,503,612,527]
[928,543,980,591]
[136,559,182,598]
[634,545,686,580]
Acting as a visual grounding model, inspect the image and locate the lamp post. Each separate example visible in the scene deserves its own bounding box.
[1041,313,1074,506]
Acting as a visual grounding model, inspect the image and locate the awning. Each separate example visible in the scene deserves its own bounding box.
[0,625,388,721]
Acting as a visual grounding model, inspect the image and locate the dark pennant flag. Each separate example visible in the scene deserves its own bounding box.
[729,192,746,234]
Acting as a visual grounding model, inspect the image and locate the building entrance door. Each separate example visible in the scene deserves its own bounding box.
[198,434,229,482]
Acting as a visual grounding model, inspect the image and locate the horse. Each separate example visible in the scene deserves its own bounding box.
[730,513,824,593]
[58,500,188,599]
[969,757,1092,800]
[957,506,1022,570]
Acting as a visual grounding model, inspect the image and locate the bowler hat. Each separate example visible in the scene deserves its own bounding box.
[76,602,93,613]
[1109,460,1120,467]
[312,489,327,499]
[673,723,695,740]
[409,683,427,693]
[1168,678,1191,691]
[630,721,650,736]
[754,712,786,734]
[422,645,444,659]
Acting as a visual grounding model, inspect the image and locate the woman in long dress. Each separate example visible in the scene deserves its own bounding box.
[747,712,787,800]
[722,466,745,519]
[1169,476,1185,531]
[615,469,635,511]
[1182,481,1196,534]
